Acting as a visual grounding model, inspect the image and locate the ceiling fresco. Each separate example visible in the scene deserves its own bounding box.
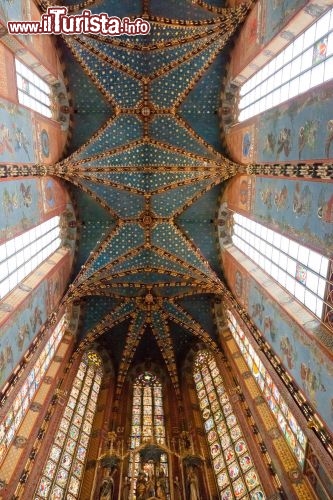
[53,0,252,397]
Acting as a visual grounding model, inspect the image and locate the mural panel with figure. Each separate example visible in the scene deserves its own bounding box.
[247,281,333,433]
[0,281,47,389]
[258,82,333,162]
[0,99,35,163]
[0,177,69,244]
[0,178,41,243]
[253,177,333,255]
[0,254,71,391]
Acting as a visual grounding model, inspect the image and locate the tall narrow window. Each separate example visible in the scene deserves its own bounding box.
[194,350,266,499]
[227,311,307,469]
[0,315,67,465]
[0,216,61,300]
[35,351,103,499]
[238,7,333,121]
[129,372,168,494]
[231,212,332,323]
[15,59,53,118]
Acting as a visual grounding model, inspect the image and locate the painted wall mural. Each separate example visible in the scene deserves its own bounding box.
[257,82,333,162]
[41,177,67,215]
[0,178,41,243]
[224,251,333,434]
[0,281,47,388]
[261,0,307,45]
[0,258,70,391]
[0,0,29,25]
[0,177,70,244]
[253,177,333,256]
[0,99,35,163]
[247,280,333,432]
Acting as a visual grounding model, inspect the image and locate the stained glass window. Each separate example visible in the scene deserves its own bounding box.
[0,315,67,466]
[0,216,61,300]
[238,7,333,121]
[35,351,103,499]
[231,212,331,321]
[129,372,168,491]
[227,311,307,469]
[15,59,53,118]
[194,350,266,500]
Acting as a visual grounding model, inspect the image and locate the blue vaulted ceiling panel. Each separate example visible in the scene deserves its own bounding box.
[150,0,217,20]
[81,223,145,280]
[109,248,199,278]
[152,178,214,217]
[180,54,226,151]
[151,222,217,280]
[81,143,205,168]
[150,40,221,108]
[72,115,143,160]
[66,38,143,107]
[79,179,145,217]
[149,115,219,159]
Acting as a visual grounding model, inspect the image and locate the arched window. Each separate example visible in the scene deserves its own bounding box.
[227,311,307,469]
[0,315,67,465]
[238,7,333,121]
[35,351,103,499]
[129,372,168,489]
[0,215,61,300]
[231,212,332,325]
[194,350,265,499]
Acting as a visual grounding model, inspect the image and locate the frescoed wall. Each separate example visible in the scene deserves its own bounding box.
[0,0,60,73]
[0,177,68,243]
[228,0,313,83]
[253,177,333,255]
[223,174,333,257]
[261,0,307,45]
[223,250,333,435]
[227,80,333,164]
[0,98,35,163]
[0,45,16,102]
[0,0,30,26]
[0,257,70,390]
[257,82,333,162]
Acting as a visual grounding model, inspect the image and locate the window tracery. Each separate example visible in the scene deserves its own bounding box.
[0,216,61,300]
[15,59,53,118]
[0,315,67,466]
[227,311,307,469]
[238,8,333,121]
[194,350,265,499]
[231,212,332,324]
[129,371,168,490]
[35,351,103,499]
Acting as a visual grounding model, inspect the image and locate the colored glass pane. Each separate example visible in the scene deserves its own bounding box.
[227,310,307,468]
[36,351,103,498]
[194,350,265,497]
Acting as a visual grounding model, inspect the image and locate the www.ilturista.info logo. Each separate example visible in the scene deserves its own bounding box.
[7,7,151,35]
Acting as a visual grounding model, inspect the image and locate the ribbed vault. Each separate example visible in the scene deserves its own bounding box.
[41,0,253,397]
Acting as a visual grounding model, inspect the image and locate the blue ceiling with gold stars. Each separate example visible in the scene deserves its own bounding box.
[57,0,250,397]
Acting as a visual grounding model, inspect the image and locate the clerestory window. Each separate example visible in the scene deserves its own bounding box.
[0,216,61,300]
[15,59,53,118]
[231,212,332,325]
[239,8,333,122]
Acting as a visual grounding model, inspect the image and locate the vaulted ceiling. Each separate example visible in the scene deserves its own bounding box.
[55,0,251,398]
